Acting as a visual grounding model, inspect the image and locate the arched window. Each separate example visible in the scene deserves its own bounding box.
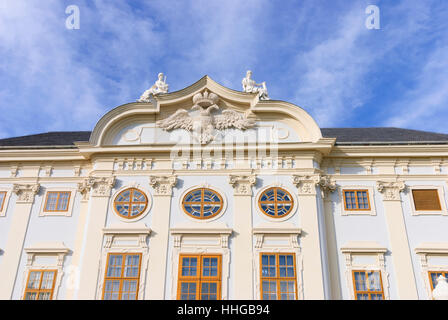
[182,188,223,219]
[113,188,148,219]
[258,187,294,218]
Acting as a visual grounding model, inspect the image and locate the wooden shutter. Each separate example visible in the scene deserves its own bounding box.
[412,189,441,211]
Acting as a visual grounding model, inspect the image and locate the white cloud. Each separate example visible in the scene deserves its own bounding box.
[384,45,448,131]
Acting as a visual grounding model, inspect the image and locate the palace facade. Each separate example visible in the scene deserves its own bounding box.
[1,76,448,300]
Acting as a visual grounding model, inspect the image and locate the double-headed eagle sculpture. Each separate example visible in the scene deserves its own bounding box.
[156,90,255,144]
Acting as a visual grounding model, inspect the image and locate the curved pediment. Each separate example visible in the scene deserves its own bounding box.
[89,76,323,147]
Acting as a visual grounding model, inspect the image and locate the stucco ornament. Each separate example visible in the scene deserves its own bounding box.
[149,175,177,196]
[156,90,255,144]
[242,70,269,100]
[376,181,406,201]
[228,174,256,196]
[137,73,169,102]
[433,275,448,300]
[12,183,40,203]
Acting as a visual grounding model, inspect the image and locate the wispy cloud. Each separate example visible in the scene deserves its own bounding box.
[0,0,447,138]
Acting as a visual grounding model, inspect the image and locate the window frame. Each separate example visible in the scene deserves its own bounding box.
[39,188,76,217]
[101,252,143,300]
[343,189,371,211]
[351,269,385,300]
[408,185,447,216]
[43,191,71,212]
[258,187,294,219]
[97,226,151,300]
[428,271,448,290]
[340,186,376,216]
[259,252,298,300]
[113,187,149,220]
[176,254,222,300]
[179,185,227,222]
[0,190,11,217]
[23,269,58,300]
[255,184,298,222]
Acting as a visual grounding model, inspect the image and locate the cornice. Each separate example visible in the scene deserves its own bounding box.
[0,149,86,162]
[329,144,448,158]
[415,243,448,255]
[341,241,388,254]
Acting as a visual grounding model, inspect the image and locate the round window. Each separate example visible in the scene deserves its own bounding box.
[113,188,148,219]
[258,187,294,218]
[182,188,224,219]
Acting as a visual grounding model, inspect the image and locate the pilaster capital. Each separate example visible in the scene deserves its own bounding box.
[89,176,116,198]
[292,174,320,196]
[12,183,40,203]
[316,175,337,199]
[228,174,256,196]
[149,175,177,196]
[376,180,406,201]
[77,177,96,201]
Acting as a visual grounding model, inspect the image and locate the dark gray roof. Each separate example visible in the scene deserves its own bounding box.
[0,128,447,147]
[321,128,448,144]
[0,131,91,147]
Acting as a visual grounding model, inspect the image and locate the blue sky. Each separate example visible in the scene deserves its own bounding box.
[0,0,447,139]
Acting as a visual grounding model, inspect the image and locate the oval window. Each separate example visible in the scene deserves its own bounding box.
[182,188,224,220]
[258,187,294,218]
[114,188,149,219]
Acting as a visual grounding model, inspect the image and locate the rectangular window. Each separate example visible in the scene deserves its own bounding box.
[412,189,441,211]
[429,271,448,290]
[260,253,297,300]
[0,191,6,211]
[23,270,57,300]
[102,253,142,300]
[44,191,71,212]
[352,270,384,300]
[177,254,221,300]
[343,190,370,210]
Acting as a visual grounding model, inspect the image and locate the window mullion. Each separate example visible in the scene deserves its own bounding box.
[118,254,126,300]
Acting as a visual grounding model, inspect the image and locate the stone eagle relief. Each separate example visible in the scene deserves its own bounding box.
[156,90,255,144]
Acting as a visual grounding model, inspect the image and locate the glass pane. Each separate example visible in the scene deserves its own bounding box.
[104,280,120,300]
[368,271,381,291]
[124,255,140,277]
[107,255,123,277]
[0,192,5,209]
[357,293,369,300]
[56,192,70,211]
[27,271,41,289]
[181,257,197,276]
[132,190,146,202]
[354,272,367,291]
[24,292,37,300]
[41,271,55,289]
[117,190,131,202]
[121,280,138,300]
[38,292,51,300]
[179,282,196,300]
[45,193,58,211]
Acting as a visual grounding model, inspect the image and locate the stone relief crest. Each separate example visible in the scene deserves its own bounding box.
[156,90,255,144]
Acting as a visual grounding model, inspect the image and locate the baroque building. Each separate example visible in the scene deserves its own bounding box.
[1,76,448,300]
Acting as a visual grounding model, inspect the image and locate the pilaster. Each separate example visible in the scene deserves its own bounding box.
[228,174,256,299]
[376,180,418,299]
[0,183,40,299]
[318,176,342,299]
[146,175,177,299]
[65,178,96,299]
[292,175,326,299]
[77,176,115,299]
